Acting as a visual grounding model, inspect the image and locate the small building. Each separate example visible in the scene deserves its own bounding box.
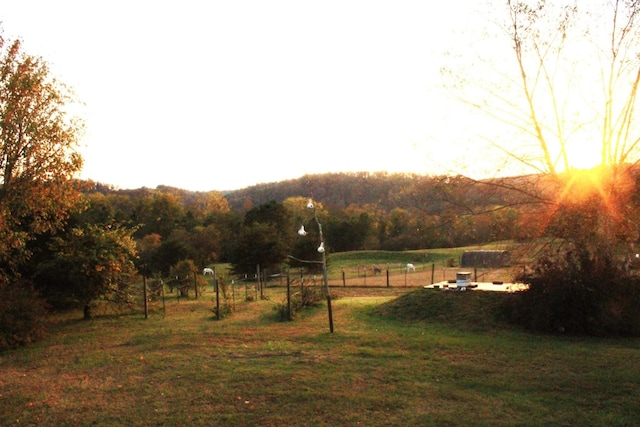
[461,250,510,268]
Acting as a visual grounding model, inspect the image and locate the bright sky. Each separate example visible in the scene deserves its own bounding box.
[0,1,548,191]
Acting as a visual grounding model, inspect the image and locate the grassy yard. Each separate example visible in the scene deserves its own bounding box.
[1,284,639,426]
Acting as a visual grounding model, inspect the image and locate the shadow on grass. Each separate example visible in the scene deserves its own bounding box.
[372,288,518,333]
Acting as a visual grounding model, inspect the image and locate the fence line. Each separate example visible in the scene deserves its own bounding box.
[137,264,518,316]
[264,264,516,289]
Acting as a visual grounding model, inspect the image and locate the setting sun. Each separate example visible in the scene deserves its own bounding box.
[558,167,607,204]
[557,163,635,218]
[565,143,603,171]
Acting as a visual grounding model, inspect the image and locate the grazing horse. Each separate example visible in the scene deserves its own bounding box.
[406,263,416,272]
[203,268,215,276]
[373,267,382,275]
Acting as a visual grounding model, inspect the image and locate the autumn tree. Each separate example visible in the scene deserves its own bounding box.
[0,34,83,277]
[183,190,231,224]
[0,31,84,345]
[133,191,185,239]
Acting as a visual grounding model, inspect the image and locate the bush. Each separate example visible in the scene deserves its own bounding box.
[274,283,324,321]
[504,247,640,336]
[0,280,49,351]
[211,276,234,319]
[211,301,233,319]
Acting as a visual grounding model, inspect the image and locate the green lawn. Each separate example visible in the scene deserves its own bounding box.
[1,286,639,426]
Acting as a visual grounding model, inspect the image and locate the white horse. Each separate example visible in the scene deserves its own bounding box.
[406,263,416,272]
[203,268,214,276]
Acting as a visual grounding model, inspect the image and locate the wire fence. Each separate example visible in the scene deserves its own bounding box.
[264,263,519,289]
[133,263,522,319]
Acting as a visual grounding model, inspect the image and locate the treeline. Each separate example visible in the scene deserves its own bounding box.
[226,171,541,218]
[83,172,541,275]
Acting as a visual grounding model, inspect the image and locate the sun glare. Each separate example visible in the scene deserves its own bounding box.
[565,144,603,171]
[559,168,606,203]
[553,141,612,203]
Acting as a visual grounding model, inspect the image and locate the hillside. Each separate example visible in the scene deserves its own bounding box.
[88,170,547,216]
[222,171,536,213]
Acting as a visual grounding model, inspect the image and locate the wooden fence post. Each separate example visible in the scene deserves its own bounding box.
[161,279,166,317]
[215,269,220,320]
[256,264,260,301]
[193,271,199,299]
[286,269,292,321]
[143,276,148,319]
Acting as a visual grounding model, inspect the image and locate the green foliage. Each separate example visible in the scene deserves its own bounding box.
[81,185,234,272]
[273,300,291,321]
[506,247,640,336]
[231,201,293,274]
[35,224,138,319]
[0,280,49,351]
[211,301,233,319]
[153,237,192,276]
[327,208,377,252]
[328,249,459,269]
[81,172,538,267]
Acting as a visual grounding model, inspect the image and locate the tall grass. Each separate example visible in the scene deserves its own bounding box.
[1,286,639,426]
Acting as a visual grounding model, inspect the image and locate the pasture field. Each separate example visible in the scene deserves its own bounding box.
[1,283,639,426]
[283,240,523,288]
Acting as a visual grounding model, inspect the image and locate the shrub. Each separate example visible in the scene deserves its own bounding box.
[273,299,294,321]
[0,280,49,351]
[274,283,324,321]
[211,301,233,319]
[211,276,234,319]
[170,259,204,297]
[504,247,640,336]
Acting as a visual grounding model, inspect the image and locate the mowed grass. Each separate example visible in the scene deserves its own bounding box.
[1,285,639,426]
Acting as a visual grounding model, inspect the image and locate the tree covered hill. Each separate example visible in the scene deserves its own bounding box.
[221,171,532,213]
[88,170,542,220]
[223,171,419,212]
[81,170,569,253]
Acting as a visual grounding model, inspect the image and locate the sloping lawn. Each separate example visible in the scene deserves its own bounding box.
[1,287,639,426]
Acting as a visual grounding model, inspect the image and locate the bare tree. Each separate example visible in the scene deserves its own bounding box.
[442,1,640,256]
[443,1,640,172]
[441,1,640,335]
